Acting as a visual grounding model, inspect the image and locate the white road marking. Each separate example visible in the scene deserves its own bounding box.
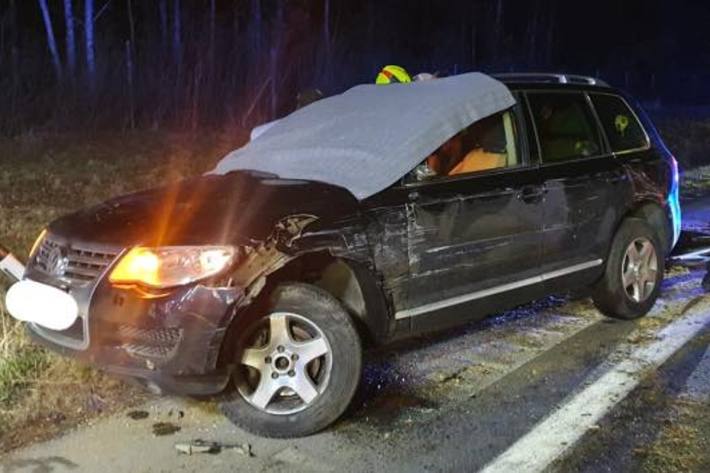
[479,306,710,473]
[674,245,710,261]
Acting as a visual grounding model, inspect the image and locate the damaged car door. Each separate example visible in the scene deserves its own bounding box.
[367,107,545,332]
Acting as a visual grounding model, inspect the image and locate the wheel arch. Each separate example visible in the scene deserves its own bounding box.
[258,252,392,346]
[218,250,392,370]
[624,200,673,256]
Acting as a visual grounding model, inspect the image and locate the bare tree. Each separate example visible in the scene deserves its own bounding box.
[126,0,135,47]
[84,0,96,87]
[9,0,19,89]
[63,0,77,75]
[209,0,216,55]
[323,0,331,58]
[493,0,504,60]
[208,0,216,81]
[173,0,182,69]
[38,0,62,79]
[123,0,135,128]
[527,0,540,66]
[270,1,284,117]
[249,0,262,59]
[322,0,332,84]
[125,40,135,129]
[159,0,168,48]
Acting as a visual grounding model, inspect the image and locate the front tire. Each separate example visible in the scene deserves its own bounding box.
[592,218,664,320]
[220,283,362,438]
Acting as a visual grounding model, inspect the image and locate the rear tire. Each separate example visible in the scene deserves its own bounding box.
[592,218,664,320]
[220,283,362,438]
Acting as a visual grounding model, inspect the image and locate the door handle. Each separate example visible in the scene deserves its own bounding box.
[518,185,545,203]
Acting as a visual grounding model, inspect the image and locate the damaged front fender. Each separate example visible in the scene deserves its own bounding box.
[230,214,319,303]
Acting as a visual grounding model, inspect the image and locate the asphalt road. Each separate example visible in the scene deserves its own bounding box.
[2,198,710,473]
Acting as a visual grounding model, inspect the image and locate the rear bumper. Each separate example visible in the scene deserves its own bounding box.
[27,281,246,396]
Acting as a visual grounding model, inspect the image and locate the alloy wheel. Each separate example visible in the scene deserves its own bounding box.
[621,237,658,303]
[236,312,332,415]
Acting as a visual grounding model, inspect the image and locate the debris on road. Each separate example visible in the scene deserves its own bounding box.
[174,439,254,457]
[167,409,185,419]
[152,422,181,436]
[126,410,149,420]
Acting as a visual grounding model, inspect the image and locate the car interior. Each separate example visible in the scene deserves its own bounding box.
[409,110,518,182]
[527,93,602,162]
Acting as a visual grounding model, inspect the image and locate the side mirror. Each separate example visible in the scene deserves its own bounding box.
[413,163,437,182]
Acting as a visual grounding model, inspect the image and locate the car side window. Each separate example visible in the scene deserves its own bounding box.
[406,109,520,183]
[527,92,603,164]
[591,94,649,153]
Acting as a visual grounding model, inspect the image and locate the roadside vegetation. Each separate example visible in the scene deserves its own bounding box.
[0,116,708,451]
[0,129,244,451]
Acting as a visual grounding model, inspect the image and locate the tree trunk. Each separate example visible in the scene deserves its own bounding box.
[84,0,96,88]
[125,40,135,129]
[323,0,331,58]
[249,0,262,58]
[208,0,216,84]
[545,4,555,66]
[38,0,62,80]
[209,0,216,57]
[63,0,76,75]
[270,1,284,118]
[9,0,18,88]
[127,0,135,47]
[495,0,504,33]
[159,0,168,49]
[527,0,539,66]
[172,0,181,69]
[493,0,504,62]
[322,0,332,85]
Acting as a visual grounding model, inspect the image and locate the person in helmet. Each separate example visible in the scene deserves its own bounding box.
[376,65,412,85]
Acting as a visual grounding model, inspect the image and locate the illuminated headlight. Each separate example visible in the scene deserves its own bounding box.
[109,246,237,289]
[29,229,47,258]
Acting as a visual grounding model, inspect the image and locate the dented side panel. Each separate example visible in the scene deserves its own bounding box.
[362,166,544,320]
[539,155,624,271]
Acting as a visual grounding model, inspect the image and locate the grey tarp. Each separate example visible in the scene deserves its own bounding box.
[212,72,516,200]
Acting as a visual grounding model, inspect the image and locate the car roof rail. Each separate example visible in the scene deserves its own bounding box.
[492,73,609,87]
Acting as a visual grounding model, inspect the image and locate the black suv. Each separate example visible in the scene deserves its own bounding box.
[6,72,681,438]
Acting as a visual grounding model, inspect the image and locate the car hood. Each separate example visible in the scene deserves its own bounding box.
[48,172,361,247]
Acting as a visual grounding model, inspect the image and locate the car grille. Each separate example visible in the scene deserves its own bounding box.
[117,325,183,361]
[34,236,119,287]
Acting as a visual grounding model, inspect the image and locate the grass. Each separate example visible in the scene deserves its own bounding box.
[681,164,710,200]
[0,128,246,450]
[655,116,710,171]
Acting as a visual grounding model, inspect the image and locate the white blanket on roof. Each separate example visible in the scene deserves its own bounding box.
[213,72,516,200]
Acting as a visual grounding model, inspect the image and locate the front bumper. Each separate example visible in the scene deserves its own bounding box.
[26,277,246,396]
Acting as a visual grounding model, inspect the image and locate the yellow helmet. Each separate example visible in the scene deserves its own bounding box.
[376,65,412,85]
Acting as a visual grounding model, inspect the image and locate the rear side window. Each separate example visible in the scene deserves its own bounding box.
[591,94,649,153]
[527,92,603,164]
